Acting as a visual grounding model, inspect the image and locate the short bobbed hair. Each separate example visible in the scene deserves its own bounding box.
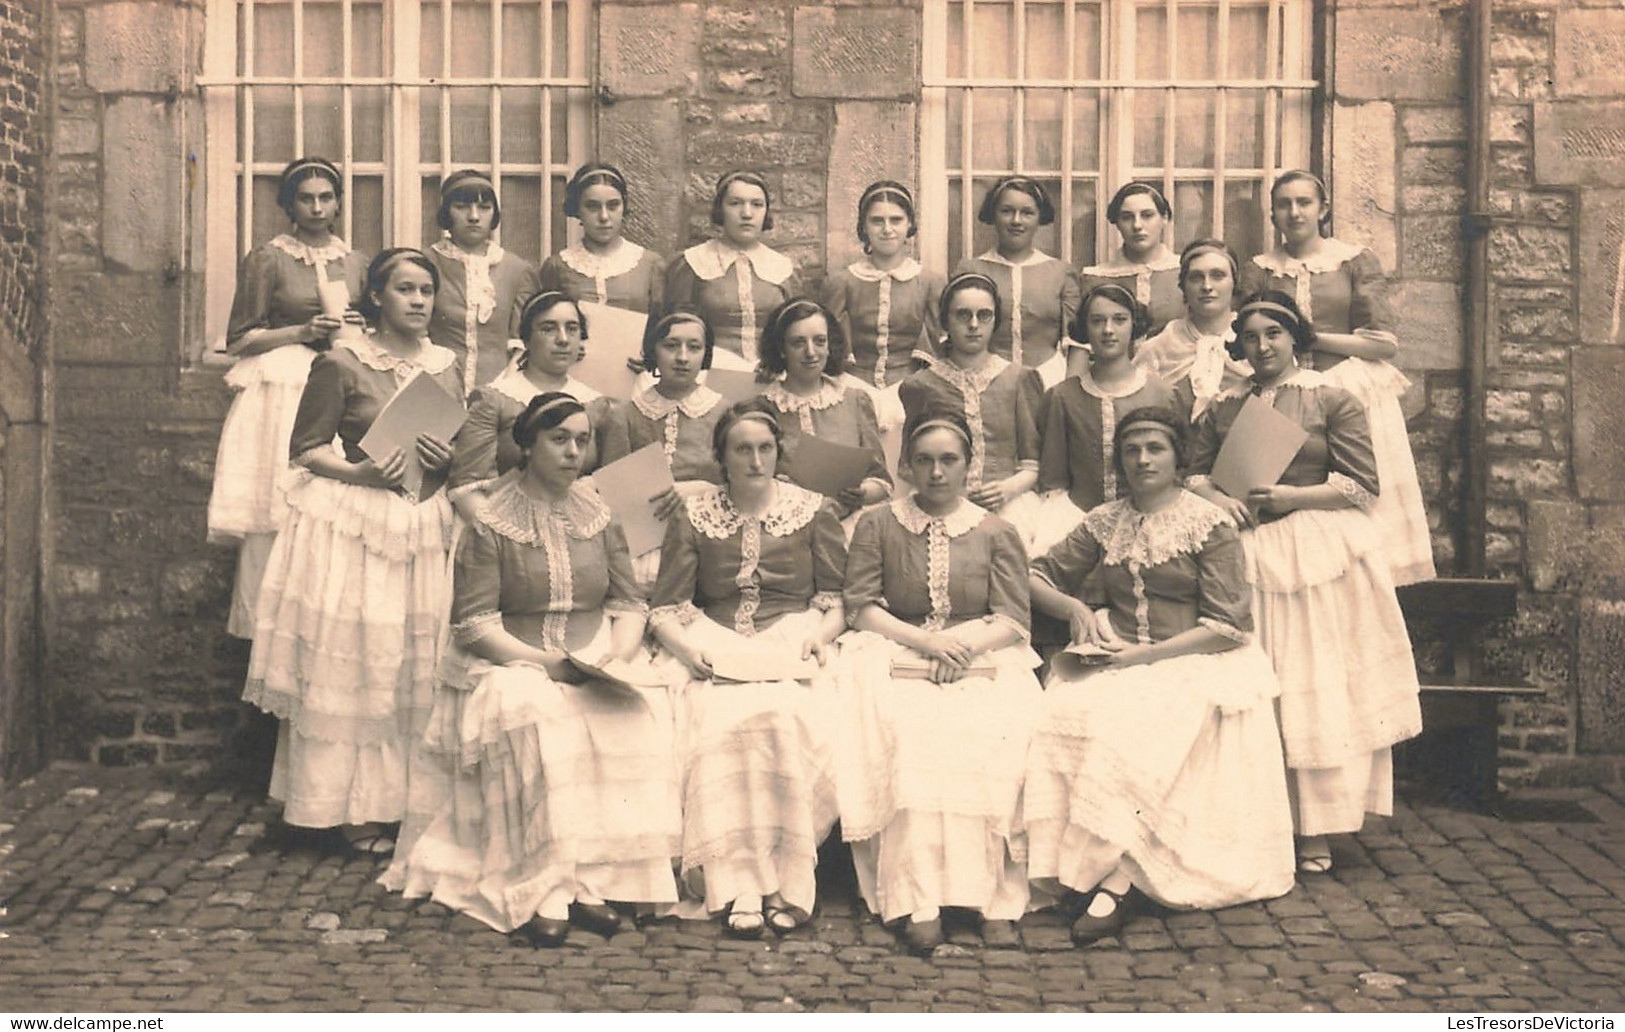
[641,307,716,373]
[1111,405,1188,484]
[436,169,502,231]
[937,272,1004,338]
[710,397,786,471]
[512,391,588,452]
[1177,238,1240,291]
[758,298,848,379]
[563,162,630,219]
[856,180,918,248]
[1227,290,1317,361]
[710,170,775,232]
[1070,282,1152,347]
[277,157,343,218]
[1106,181,1173,223]
[517,291,590,346]
[901,407,975,464]
[976,176,1056,227]
[358,248,440,323]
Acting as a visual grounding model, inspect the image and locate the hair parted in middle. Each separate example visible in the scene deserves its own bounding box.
[641,305,717,373]
[1070,281,1153,346]
[1111,404,1189,484]
[758,297,849,379]
[710,397,786,471]
[517,290,590,345]
[358,247,440,323]
[512,390,589,452]
[976,175,1056,227]
[563,161,630,219]
[938,271,1004,337]
[710,169,775,232]
[855,179,918,249]
[1227,290,1318,361]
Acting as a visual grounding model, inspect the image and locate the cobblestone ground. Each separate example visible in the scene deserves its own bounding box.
[3,766,1625,1013]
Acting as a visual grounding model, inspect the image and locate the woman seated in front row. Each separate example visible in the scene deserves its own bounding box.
[1024,406,1296,946]
[650,399,848,938]
[834,408,1043,956]
[386,392,681,946]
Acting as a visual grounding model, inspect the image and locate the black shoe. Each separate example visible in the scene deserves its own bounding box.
[901,916,944,956]
[569,901,622,937]
[519,914,570,948]
[1070,887,1133,946]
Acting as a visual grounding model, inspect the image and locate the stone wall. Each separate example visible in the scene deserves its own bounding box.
[0,0,48,786]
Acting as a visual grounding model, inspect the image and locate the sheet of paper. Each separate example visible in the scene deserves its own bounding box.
[587,442,676,557]
[357,369,468,503]
[572,302,649,400]
[787,434,873,496]
[889,659,998,679]
[704,368,764,406]
[566,652,670,696]
[1208,393,1310,501]
[1048,641,1116,680]
[710,643,823,683]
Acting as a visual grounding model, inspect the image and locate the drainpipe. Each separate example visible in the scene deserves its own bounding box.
[1462,0,1493,578]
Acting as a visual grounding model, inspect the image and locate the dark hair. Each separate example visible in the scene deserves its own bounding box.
[1071,282,1152,346]
[856,180,918,249]
[1111,405,1189,484]
[513,391,589,452]
[563,162,630,219]
[938,272,1004,339]
[276,157,343,218]
[1228,290,1317,360]
[641,307,716,373]
[710,397,785,472]
[358,248,440,323]
[1106,181,1172,223]
[1177,238,1240,291]
[710,170,775,232]
[901,407,975,463]
[758,298,848,379]
[976,176,1055,227]
[517,291,590,346]
[1269,169,1332,231]
[436,169,502,231]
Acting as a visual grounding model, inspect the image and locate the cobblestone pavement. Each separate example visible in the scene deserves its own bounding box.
[3,766,1625,1013]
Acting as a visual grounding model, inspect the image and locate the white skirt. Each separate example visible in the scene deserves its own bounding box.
[207,345,319,541]
[1025,645,1297,910]
[1029,489,1088,560]
[243,470,454,828]
[1321,357,1436,586]
[1242,506,1423,836]
[833,628,1042,921]
[382,623,681,932]
[656,610,839,918]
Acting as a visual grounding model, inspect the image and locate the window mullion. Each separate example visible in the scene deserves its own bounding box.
[960,0,975,264]
[1013,0,1025,180]
[490,0,504,247]
[1214,0,1229,242]
[1263,0,1281,250]
[341,0,355,244]
[293,0,305,153]
[1161,0,1174,213]
[919,0,949,277]
[1059,0,1075,267]
[392,0,423,248]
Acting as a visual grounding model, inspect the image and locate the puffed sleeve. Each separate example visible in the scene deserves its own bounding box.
[810,500,849,609]
[1194,520,1252,642]
[985,518,1033,642]
[851,389,892,486]
[648,502,701,628]
[644,250,669,313]
[1323,387,1380,507]
[603,520,648,613]
[450,520,504,645]
[1058,263,1084,341]
[597,403,633,467]
[1036,384,1071,493]
[842,507,887,626]
[447,388,502,495]
[1030,518,1102,596]
[1015,367,1044,471]
[1346,248,1398,344]
[288,352,348,461]
[664,255,701,314]
[225,246,281,351]
[507,260,543,342]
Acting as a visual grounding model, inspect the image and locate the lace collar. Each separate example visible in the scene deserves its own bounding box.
[890,494,987,539]
[683,239,795,285]
[685,481,824,539]
[1075,364,1149,400]
[1081,491,1232,569]
[431,237,508,267]
[632,383,723,421]
[1251,237,1364,277]
[341,333,459,375]
[762,375,845,415]
[933,354,1009,395]
[975,248,1055,269]
[477,475,612,544]
[1081,248,1179,277]
[558,240,646,281]
[485,364,602,407]
[846,257,922,283]
[269,233,351,266]
[1217,366,1327,402]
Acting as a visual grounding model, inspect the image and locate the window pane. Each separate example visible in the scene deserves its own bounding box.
[421,176,443,247]
[968,176,1000,259]
[449,87,491,164]
[251,175,284,244]
[1026,3,1066,80]
[351,176,386,255]
[551,1,571,77]
[503,2,543,77]
[550,87,571,166]
[1071,89,1101,171]
[1069,179,1100,266]
[303,85,343,159]
[1227,5,1270,80]
[1132,4,1168,80]
[1073,3,1103,78]
[353,86,387,164]
[1029,176,1065,257]
[1223,179,1266,261]
[302,3,344,78]
[250,3,294,76]
[353,2,387,76]
[251,87,295,159]
[1174,5,1217,80]
[1225,90,1265,169]
[1131,89,1164,168]
[1171,180,1214,245]
[947,177,966,267]
[450,1,493,78]
[972,89,1015,171]
[419,1,444,79]
[501,87,543,166]
[946,1,965,78]
[498,176,542,261]
[946,89,964,171]
[971,2,1014,78]
[419,89,442,165]
[1024,89,1064,171]
[1173,91,1215,168]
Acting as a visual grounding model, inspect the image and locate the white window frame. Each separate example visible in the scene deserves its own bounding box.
[198,0,593,354]
[920,0,1318,277]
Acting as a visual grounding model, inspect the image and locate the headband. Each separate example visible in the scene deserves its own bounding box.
[716,169,768,199]
[574,167,627,193]
[519,291,577,327]
[992,175,1042,197]
[282,159,339,188]
[441,171,496,196]
[373,247,430,281]
[1120,181,1169,211]
[770,299,823,336]
[1085,282,1138,310]
[1236,300,1303,326]
[945,271,999,297]
[908,418,973,449]
[859,181,915,213]
[730,410,779,431]
[1181,241,1235,269]
[1117,417,1179,442]
[1274,169,1328,199]
[516,395,586,439]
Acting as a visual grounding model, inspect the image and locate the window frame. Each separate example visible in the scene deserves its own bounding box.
[197,0,594,354]
[919,0,1321,278]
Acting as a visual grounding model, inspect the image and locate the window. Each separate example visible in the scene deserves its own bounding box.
[920,0,1317,275]
[199,0,593,351]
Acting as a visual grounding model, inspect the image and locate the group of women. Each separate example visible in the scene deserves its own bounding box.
[207,154,1429,954]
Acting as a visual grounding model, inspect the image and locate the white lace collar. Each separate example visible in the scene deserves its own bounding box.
[341,333,459,375]
[1081,491,1233,569]
[975,247,1055,269]
[1252,237,1364,277]
[762,375,845,414]
[632,384,723,421]
[890,494,987,538]
[1217,366,1328,402]
[269,233,351,266]
[485,364,602,407]
[1075,364,1149,400]
[477,475,612,544]
[846,257,922,283]
[934,354,1009,394]
[685,481,824,539]
[1082,248,1179,277]
[558,239,646,281]
[683,239,795,285]
[431,237,508,267]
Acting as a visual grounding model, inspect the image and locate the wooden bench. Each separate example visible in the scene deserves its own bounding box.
[1395,578,1543,811]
